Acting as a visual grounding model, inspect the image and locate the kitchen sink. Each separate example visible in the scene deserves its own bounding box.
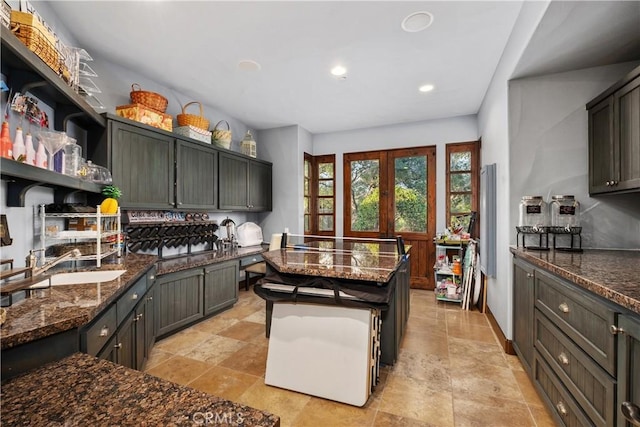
[30,270,127,288]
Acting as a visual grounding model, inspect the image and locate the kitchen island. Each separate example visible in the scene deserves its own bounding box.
[1,352,280,426]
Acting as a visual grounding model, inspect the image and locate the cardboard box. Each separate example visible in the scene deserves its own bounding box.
[116,103,172,132]
[66,218,97,231]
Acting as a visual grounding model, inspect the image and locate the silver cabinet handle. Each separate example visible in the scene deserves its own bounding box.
[610,324,625,335]
[558,302,570,313]
[99,326,109,337]
[606,181,611,186]
[526,273,534,278]
[621,402,640,426]
[558,352,569,366]
[149,275,155,280]
[114,343,122,349]
[556,401,568,417]
[147,296,153,301]
[137,313,143,320]
[132,293,138,300]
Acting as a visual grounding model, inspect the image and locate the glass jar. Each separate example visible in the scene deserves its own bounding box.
[63,139,81,177]
[550,195,580,229]
[518,196,548,230]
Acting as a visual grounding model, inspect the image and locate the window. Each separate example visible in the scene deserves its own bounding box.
[446,141,479,236]
[303,153,336,236]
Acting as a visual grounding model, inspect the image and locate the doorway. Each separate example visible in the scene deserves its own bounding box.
[343,146,436,289]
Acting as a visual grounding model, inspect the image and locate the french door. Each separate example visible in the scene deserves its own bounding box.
[344,146,436,289]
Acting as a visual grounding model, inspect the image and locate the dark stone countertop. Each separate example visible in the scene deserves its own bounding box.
[1,253,157,350]
[156,245,266,275]
[510,247,640,315]
[0,352,280,427]
[263,241,405,283]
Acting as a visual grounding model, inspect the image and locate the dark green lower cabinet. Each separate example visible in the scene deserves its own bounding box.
[155,269,204,337]
[513,258,535,375]
[617,315,640,427]
[97,311,135,369]
[204,261,239,316]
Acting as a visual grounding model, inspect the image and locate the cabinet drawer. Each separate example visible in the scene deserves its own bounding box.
[536,311,615,427]
[534,352,594,427]
[239,254,263,267]
[117,277,147,324]
[534,268,617,375]
[83,305,117,356]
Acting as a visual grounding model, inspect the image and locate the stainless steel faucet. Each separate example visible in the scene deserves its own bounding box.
[25,248,82,278]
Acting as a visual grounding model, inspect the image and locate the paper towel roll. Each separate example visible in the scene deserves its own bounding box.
[269,233,282,251]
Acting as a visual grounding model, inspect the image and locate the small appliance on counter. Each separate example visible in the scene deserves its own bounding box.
[236,222,263,247]
[516,195,550,250]
[220,217,237,250]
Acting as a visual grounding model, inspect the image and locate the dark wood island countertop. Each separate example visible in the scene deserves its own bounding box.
[0,352,280,426]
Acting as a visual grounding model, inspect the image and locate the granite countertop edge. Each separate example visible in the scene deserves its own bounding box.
[510,247,640,315]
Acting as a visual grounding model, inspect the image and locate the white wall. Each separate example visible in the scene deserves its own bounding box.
[509,63,640,251]
[312,115,479,236]
[477,0,550,341]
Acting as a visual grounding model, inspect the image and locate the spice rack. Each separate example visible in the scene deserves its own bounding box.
[39,204,121,267]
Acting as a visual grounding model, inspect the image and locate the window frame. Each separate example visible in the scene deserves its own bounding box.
[304,153,336,236]
[445,141,480,237]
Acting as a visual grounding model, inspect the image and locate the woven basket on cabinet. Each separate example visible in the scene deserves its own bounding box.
[177,101,209,131]
[129,84,168,113]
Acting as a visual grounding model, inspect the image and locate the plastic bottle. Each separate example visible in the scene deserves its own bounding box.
[35,140,47,168]
[1,122,13,159]
[25,133,36,165]
[12,127,26,161]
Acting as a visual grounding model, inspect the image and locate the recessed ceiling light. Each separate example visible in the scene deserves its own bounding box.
[419,84,434,93]
[238,59,261,71]
[331,65,347,77]
[401,11,434,33]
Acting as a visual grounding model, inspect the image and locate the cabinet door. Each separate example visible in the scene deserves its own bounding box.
[97,334,118,364]
[513,258,535,375]
[144,288,155,363]
[110,121,175,209]
[155,269,204,337]
[589,96,616,194]
[204,261,239,316]
[615,79,640,192]
[176,140,217,210]
[219,152,249,210]
[116,312,136,370]
[249,160,272,211]
[134,299,146,370]
[617,314,640,427]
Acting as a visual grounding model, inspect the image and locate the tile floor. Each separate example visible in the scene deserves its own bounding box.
[144,288,557,427]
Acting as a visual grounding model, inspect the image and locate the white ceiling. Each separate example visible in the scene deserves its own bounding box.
[46,1,640,134]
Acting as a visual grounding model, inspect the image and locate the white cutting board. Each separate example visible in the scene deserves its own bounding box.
[265,302,373,407]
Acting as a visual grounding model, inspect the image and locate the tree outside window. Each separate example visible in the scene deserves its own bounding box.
[446,141,479,236]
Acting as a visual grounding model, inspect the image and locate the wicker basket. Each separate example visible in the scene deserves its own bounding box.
[211,120,232,149]
[52,242,112,256]
[10,15,59,74]
[129,84,168,113]
[177,101,209,131]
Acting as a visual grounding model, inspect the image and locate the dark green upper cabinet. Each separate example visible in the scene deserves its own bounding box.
[107,120,175,209]
[588,66,640,195]
[176,140,217,210]
[219,152,272,212]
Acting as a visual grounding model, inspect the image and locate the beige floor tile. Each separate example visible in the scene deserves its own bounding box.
[406,312,448,331]
[373,411,438,427]
[182,334,248,365]
[145,355,214,385]
[448,336,508,369]
[446,322,498,345]
[529,404,557,427]
[446,310,490,328]
[452,390,536,427]
[237,381,312,427]
[216,303,265,321]
[506,354,526,372]
[217,320,265,342]
[400,329,450,358]
[292,397,376,427]
[243,309,266,324]
[187,365,260,401]
[218,343,268,377]
[379,375,454,426]
[391,348,452,392]
[513,370,546,407]
[190,315,240,335]
[144,348,174,370]
[450,363,523,402]
[152,328,213,355]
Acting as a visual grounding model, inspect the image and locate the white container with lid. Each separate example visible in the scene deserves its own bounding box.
[550,195,580,229]
[518,196,548,230]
